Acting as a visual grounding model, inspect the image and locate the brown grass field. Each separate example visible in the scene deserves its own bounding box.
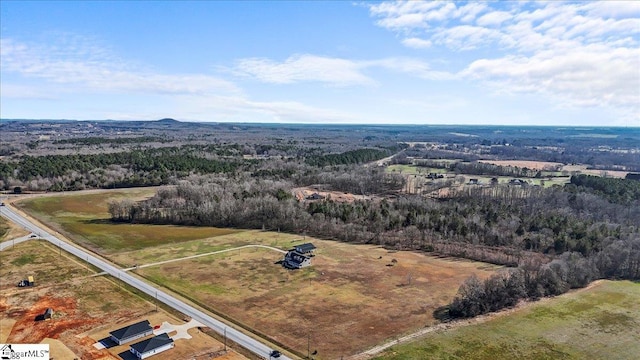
[14,189,501,358]
[0,215,30,242]
[0,240,245,360]
[135,235,500,359]
[561,164,628,178]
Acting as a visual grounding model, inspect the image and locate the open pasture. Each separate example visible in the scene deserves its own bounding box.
[561,164,628,179]
[17,189,239,255]
[375,280,640,360]
[135,235,500,359]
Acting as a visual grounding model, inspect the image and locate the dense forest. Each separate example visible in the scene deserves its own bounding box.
[107,172,640,319]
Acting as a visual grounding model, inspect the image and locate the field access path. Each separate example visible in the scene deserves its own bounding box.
[122,244,287,271]
[0,204,292,360]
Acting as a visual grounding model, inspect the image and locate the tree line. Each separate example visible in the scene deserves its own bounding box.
[447,237,640,319]
[569,174,640,204]
[108,172,638,268]
[305,148,393,167]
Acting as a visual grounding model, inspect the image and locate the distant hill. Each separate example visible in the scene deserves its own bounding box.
[155,118,180,124]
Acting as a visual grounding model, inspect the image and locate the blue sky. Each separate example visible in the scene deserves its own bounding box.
[1,1,639,126]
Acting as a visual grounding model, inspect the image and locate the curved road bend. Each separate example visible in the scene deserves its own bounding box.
[0,205,292,360]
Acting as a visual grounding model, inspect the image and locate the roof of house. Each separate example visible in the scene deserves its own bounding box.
[294,243,316,253]
[110,320,152,340]
[130,333,173,354]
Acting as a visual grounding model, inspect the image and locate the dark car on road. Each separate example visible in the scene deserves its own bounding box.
[270,350,281,358]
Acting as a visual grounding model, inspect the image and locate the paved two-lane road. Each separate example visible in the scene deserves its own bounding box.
[0,205,291,360]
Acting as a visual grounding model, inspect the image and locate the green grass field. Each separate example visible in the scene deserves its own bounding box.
[375,280,640,360]
[17,190,239,254]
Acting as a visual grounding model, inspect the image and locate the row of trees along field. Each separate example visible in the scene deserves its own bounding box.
[423,159,549,178]
[109,171,639,269]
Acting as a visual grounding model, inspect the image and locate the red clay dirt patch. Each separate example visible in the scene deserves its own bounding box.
[7,295,100,343]
[6,294,115,359]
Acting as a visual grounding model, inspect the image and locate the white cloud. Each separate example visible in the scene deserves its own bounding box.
[476,11,512,26]
[0,37,239,96]
[368,1,640,121]
[367,57,456,80]
[177,94,362,123]
[234,54,374,86]
[235,54,455,85]
[402,37,432,49]
[432,25,505,50]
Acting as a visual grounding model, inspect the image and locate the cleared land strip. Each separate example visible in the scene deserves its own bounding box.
[123,244,287,271]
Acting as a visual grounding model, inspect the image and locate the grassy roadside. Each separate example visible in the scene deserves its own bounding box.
[374,280,640,360]
[16,190,240,254]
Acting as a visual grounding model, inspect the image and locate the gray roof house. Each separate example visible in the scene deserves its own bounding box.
[294,243,316,254]
[283,243,316,269]
[109,320,153,345]
[129,333,174,359]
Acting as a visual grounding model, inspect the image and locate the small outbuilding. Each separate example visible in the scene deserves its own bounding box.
[129,333,174,359]
[109,320,153,345]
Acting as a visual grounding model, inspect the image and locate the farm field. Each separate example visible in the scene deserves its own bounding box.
[374,280,640,360]
[14,189,502,358]
[16,189,240,256]
[561,164,628,179]
[387,164,570,195]
[0,240,243,360]
[135,236,500,359]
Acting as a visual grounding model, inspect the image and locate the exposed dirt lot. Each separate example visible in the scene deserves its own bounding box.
[137,237,500,359]
[293,186,378,203]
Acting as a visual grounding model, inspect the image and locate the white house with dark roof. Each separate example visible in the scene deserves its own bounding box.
[109,320,153,345]
[129,333,174,359]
